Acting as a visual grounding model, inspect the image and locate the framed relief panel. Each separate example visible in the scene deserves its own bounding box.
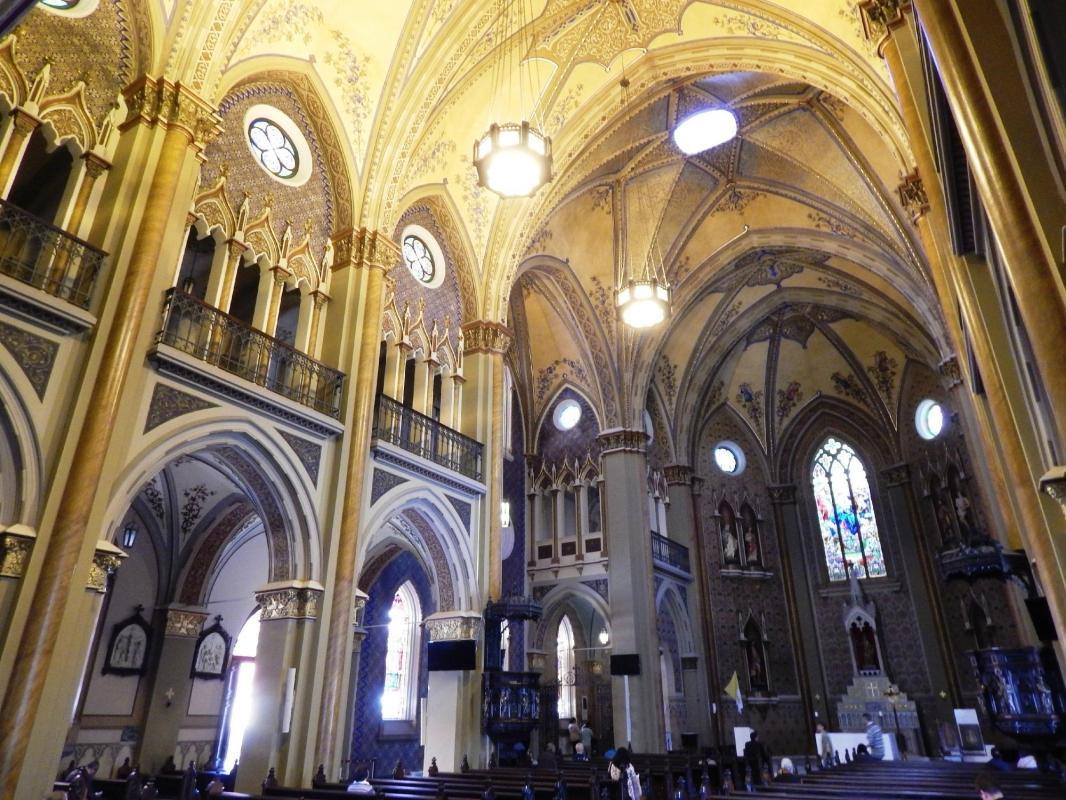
[191,616,231,680]
[103,606,152,676]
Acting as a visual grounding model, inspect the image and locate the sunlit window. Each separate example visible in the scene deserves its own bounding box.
[222,614,261,772]
[713,441,745,475]
[247,118,299,180]
[41,0,79,7]
[915,398,946,440]
[381,582,421,721]
[811,437,887,581]
[402,235,436,284]
[556,615,576,719]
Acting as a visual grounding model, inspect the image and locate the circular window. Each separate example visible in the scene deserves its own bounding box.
[713,441,746,475]
[398,224,446,288]
[915,398,946,440]
[242,105,313,186]
[402,235,435,284]
[39,0,97,16]
[553,399,582,432]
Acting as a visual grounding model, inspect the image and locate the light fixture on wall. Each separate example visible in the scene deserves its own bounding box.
[500,500,512,529]
[598,628,609,646]
[614,76,671,329]
[472,0,552,198]
[121,524,138,549]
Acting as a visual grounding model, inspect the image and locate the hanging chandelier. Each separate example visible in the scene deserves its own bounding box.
[473,0,552,198]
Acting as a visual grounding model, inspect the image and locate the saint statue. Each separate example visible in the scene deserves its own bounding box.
[723,526,739,564]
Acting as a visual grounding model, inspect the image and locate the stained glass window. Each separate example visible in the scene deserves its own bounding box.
[382,582,420,720]
[402,235,435,283]
[811,437,887,581]
[41,0,80,8]
[247,118,298,180]
[556,615,576,719]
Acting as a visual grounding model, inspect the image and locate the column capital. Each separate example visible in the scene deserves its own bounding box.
[331,227,401,273]
[87,540,127,593]
[164,606,209,637]
[423,610,482,642]
[255,580,325,621]
[311,289,330,308]
[461,320,512,355]
[858,0,911,52]
[81,151,111,179]
[897,170,929,224]
[0,526,35,579]
[597,428,648,454]
[120,76,222,148]
[938,356,963,390]
[767,484,798,505]
[663,464,694,485]
[881,462,913,487]
[270,265,291,287]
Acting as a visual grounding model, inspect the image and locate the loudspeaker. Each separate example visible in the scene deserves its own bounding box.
[610,654,641,676]
[427,639,477,671]
[1026,597,1059,642]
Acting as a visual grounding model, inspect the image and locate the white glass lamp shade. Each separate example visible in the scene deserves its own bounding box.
[616,279,671,329]
[473,122,553,198]
[672,108,738,156]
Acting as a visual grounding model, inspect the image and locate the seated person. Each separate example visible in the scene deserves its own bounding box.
[204,777,225,797]
[774,757,801,783]
[854,744,878,763]
[347,766,375,795]
[1016,753,1038,769]
[975,772,1004,800]
[986,747,1013,772]
[573,742,588,761]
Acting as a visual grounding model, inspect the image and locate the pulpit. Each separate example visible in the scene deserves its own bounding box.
[969,647,1065,740]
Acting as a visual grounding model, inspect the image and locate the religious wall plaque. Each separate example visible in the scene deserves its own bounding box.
[190,616,231,679]
[103,606,152,676]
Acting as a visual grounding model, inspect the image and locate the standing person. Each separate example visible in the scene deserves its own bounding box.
[815,722,832,766]
[742,731,771,786]
[862,713,885,760]
[567,717,580,754]
[581,720,594,756]
[609,748,642,800]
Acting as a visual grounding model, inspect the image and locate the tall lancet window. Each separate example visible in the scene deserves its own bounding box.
[811,437,886,581]
[556,615,576,719]
[382,582,421,721]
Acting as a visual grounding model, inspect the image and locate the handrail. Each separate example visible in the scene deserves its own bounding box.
[373,392,483,481]
[156,288,345,418]
[651,531,691,573]
[0,196,107,309]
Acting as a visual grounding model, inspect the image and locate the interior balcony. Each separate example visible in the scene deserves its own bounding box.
[651,531,692,579]
[0,196,106,333]
[371,392,483,483]
[149,288,345,437]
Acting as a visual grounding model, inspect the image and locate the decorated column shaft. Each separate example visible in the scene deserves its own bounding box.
[421,612,482,772]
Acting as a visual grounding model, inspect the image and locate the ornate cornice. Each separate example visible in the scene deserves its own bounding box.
[255,582,324,621]
[165,608,208,637]
[858,0,911,52]
[332,227,401,273]
[424,611,482,642]
[663,464,694,486]
[767,484,798,505]
[0,528,35,579]
[897,170,929,224]
[86,541,127,593]
[461,321,513,355]
[597,428,647,454]
[881,462,912,487]
[939,356,963,390]
[120,76,222,149]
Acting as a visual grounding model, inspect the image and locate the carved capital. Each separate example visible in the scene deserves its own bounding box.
[939,356,963,390]
[858,0,911,49]
[311,290,330,309]
[352,588,369,627]
[87,540,127,593]
[81,151,110,180]
[767,484,797,505]
[255,581,324,620]
[461,321,513,355]
[526,648,547,671]
[332,227,401,273]
[0,527,35,578]
[9,108,41,137]
[271,266,291,288]
[227,239,247,260]
[121,76,222,149]
[897,170,929,224]
[597,428,647,454]
[663,464,694,486]
[424,611,482,642]
[881,462,912,487]
[165,607,208,637]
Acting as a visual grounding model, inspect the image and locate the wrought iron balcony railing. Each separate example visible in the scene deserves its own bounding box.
[651,531,690,573]
[156,288,344,418]
[0,197,106,309]
[373,392,483,481]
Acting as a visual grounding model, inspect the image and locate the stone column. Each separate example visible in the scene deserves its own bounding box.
[439,371,460,429]
[315,229,399,776]
[382,339,410,401]
[138,607,209,773]
[217,240,246,314]
[767,485,830,725]
[880,463,961,709]
[305,291,329,357]
[237,582,322,793]
[62,153,109,240]
[264,267,289,337]
[0,527,35,652]
[339,590,369,778]
[599,429,665,752]
[662,466,713,747]
[412,355,436,417]
[459,321,512,600]
[0,77,220,798]
[0,109,39,197]
[422,612,482,772]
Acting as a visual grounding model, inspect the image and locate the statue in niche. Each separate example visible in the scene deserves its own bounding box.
[929,476,959,548]
[740,504,761,566]
[849,620,880,674]
[743,618,769,693]
[947,464,981,545]
[719,501,741,566]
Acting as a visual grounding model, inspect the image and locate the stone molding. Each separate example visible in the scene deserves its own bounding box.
[881,462,912,487]
[255,581,325,620]
[767,484,798,505]
[0,526,35,578]
[939,356,963,390]
[663,464,694,485]
[332,227,401,273]
[121,76,222,148]
[461,321,513,355]
[858,0,911,49]
[424,610,482,642]
[87,540,127,593]
[165,608,209,637]
[897,170,929,224]
[597,428,648,454]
